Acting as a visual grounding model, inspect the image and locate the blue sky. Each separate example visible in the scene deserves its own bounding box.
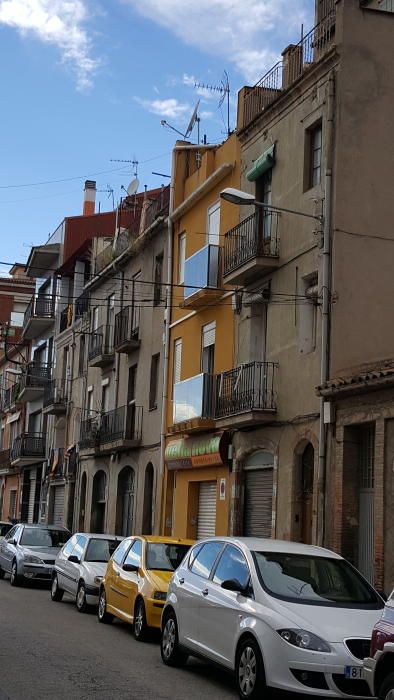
[0,0,313,270]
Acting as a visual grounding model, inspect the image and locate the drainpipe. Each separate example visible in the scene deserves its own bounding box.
[317,71,335,546]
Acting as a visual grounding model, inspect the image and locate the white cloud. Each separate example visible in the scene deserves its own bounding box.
[0,0,100,90]
[122,0,311,84]
[134,97,191,120]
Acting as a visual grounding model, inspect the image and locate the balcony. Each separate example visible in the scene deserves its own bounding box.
[114,306,140,353]
[47,448,65,480]
[19,363,51,402]
[88,325,114,367]
[75,290,89,320]
[181,245,221,310]
[10,433,46,466]
[43,379,68,415]
[223,210,280,286]
[241,7,336,130]
[215,361,277,428]
[170,373,216,434]
[23,294,55,339]
[99,405,143,453]
[79,417,100,451]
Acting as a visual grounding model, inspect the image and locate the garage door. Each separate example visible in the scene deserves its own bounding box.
[52,486,65,527]
[197,481,217,539]
[244,468,273,538]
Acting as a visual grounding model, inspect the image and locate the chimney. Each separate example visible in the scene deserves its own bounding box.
[83,180,96,216]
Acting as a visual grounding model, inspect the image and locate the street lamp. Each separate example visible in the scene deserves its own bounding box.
[220,187,323,223]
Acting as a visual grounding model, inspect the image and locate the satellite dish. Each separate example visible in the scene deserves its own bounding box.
[185,100,200,138]
[127,177,139,196]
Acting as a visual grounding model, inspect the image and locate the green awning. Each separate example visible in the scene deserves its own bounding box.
[246,144,276,182]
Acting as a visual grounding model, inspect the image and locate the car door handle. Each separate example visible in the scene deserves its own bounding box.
[202,588,209,596]
[179,577,184,585]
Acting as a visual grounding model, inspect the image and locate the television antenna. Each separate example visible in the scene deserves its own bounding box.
[195,70,231,136]
[110,157,139,178]
[97,185,114,209]
[161,100,201,142]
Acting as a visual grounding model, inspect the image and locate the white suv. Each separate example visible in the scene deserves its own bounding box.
[160,537,383,699]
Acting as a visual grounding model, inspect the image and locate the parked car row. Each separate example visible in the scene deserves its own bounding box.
[2,523,394,699]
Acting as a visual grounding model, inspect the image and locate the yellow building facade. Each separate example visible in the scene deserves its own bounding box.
[163,134,240,539]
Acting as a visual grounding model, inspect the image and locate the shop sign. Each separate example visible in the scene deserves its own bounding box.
[165,433,230,470]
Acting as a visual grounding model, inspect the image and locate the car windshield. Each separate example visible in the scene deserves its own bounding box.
[0,523,12,537]
[85,538,121,563]
[146,543,190,571]
[20,527,70,548]
[253,551,382,608]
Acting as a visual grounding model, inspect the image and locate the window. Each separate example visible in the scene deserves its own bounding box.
[149,353,160,410]
[101,383,109,413]
[123,538,142,568]
[72,535,88,560]
[62,536,78,558]
[173,338,182,384]
[5,525,17,541]
[91,306,99,332]
[153,254,163,306]
[213,545,250,589]
[305,123,322,190]
[190,541,223,580]
[178,233,186,284]
[128,365,137,404]
[107,293,115,325]
[87,388,94,416]
[85,538,120,563]
[78,334,86,376]
[256,169,273,242]
[112,539,131,566]
[146,542,191,571]
[20,527,70,547]
[201,322,215,374]
[207,202,220,246]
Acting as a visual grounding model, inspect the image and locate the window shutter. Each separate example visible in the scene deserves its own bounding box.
[202,321,216,348]
[174,339,182,384]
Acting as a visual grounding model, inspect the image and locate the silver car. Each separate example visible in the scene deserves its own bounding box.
[0,523,71,586]
[0,521,13,543]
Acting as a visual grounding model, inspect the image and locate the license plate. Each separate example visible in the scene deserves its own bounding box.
[344,666,363,679]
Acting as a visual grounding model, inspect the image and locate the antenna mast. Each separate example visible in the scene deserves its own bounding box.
[195,70,231,136]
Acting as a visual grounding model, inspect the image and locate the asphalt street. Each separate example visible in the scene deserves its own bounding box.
[0,577,237,700]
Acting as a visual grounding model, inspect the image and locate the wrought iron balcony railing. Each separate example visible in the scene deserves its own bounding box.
[88,325,114,362]
[11,433,46,462]
[223,209,280,278]
[242,6,336,129]
[23,294,55,328]
[75,290,89,319]
[100,405,143,444]
[43,379,68,412]
[114,305,140,350]
[215,361,277,418]
[79,417,100,450]
[20,362,52,392]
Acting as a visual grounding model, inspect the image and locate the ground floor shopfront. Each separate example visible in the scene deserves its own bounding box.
[320,381,394,594]
[75,446,160,537]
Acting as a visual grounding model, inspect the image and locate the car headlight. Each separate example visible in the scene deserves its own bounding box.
[278,629,331,653]
[94,576,103,585]
[153,591,167,601]
[24,555,44,565]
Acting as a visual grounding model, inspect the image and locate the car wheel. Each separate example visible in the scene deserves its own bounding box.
[161,611,188,667]
[51,573,64,602]
[134,598,149,641]
[76,581,88,613]
[379,672,394,700]
[98,588,113,624]
[10,560,21,587]
[236,637,266,700]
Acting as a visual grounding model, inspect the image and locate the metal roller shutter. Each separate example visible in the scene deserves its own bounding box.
[197,481,217,539]
[27,469,37,524]
[52,486,65,527]
[244,469,273,538]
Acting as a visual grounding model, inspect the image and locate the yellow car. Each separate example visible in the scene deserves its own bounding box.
[97,535,193,640]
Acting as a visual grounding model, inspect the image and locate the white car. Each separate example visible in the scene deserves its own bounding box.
[51,532,123,612]
[160,537,383,699]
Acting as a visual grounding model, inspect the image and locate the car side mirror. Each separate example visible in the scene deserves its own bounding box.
[221,578,246,594]
[123,563,139,573]
[68,555,80,564]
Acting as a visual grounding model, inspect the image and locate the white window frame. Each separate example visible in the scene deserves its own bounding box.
[207,201,221,246]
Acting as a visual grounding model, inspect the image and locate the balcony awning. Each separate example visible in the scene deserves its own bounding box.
[6,411,20,425]
[25,243,60,278]
[165,431,230,471]
[246,144,276,182]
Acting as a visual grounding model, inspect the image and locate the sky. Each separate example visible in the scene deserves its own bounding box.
[0,0,314,270]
